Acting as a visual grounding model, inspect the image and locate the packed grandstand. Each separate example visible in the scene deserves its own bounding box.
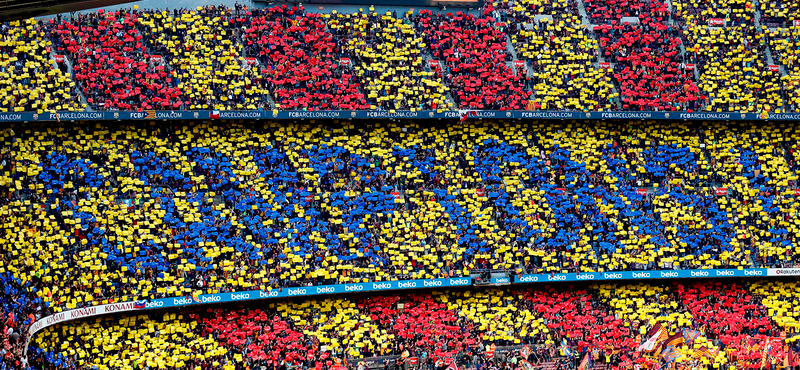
[0,0,794,114]
[2,0,800,370]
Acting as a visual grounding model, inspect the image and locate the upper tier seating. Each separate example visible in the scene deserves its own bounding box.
[413,10,532,110]
[327,9,453,111]
[137,7,270,110]
[0,19,83,113]
[49,10,182,111]
[242,6,369,110]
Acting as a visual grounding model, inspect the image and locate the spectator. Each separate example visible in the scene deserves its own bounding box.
[508,0,618,110]
[49,9,182,111]
[243,5,369,110]
[683,25,783,113]
[0,18,83,113]
[327,8,453,111]
[413,10,531,110]
[137,6,269,110]
[596,22,701,111]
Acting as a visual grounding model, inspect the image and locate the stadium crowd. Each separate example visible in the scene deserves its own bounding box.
[22,280,800,370]
[595,22,701,112]
[769,27,800,114]
[760,0,800,27]
[683,25,783,113]
[1,119,800,369]
[328,8,453,111]
[0,19,83,113]
[672,0,756,26]
[0,0,799,368]
[47,10,183,111]
[412,10,531,110]
[505,0,618,111]
[136,5,270,110]
[0,3,795,112]
[241,6,369,111]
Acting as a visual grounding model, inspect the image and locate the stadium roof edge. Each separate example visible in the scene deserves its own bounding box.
[0,0,137,21]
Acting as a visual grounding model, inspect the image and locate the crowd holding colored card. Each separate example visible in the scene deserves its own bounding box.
[504,0,617,110]
[0,3,796,113]
[47,10,182,110]
[1,119,800,369]
[761,0,800,26]
[0,19,83,113]
[242,6,369,110]
[23,281,800,370]
[1,1,800,370]
[137,6,270,110]
[413,10,531,110]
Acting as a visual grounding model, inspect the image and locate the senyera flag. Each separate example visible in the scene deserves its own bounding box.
[579,352,592,370]
[520,360,534,370]
[638,322,667,351]
[520,345,531,359]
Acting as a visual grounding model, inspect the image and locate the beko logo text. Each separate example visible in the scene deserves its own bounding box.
[201,295,222,303]
[632,272,650,278]
[398,282,417,288]
[424,280,443,287]
[288,288,307,296]
[259,290,279,298]
[145,301,164,308]
[690,271,709,277]
[660,271,679,277]
[576,274,596,280]
[744,270,763,276]
[345,284,364,292]
[519,276,539,282]
[548,275,566,281]
[715,270,734,276]
[316,286,336,294]
[173,298,194,305]
[449,278,470,285]
[372,283,392,290]
[231,293,250,300]
[603,273,623,279]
